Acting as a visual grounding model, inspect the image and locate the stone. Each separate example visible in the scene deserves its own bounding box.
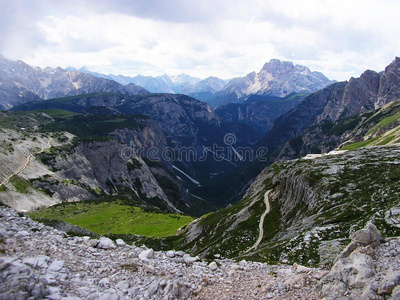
[239,260,247,267]
[116,280,130,290]
[377,272,400,295]
[392,285,400,299]
[15,230,30,237]
[166,250,175,258]
[97,237,116,250]
[23,255,50,269]
[139,249,154,260]
[293,263,312,273]
[115,239,126,247]
[208,261,219,271]
[128,287,139,296]
[183,254,199,264]
[0,228,9,237]
[99,278,110,286]
[48,260,64,272]
[351,223,382,248]
[338,241,359,259]
[88,239,99,247]
[143,264,155,274]
[355,245,375,257]
[321,253,375,298]
[148,281,159,296]
[174,251,185,257]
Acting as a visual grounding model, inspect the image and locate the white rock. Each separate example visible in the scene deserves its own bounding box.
[88,239,99,247]
[175,251,185,257]
[99,278,110,286]
[97,237,116,250]
[143,263,155,274]
[208,261,219,271]
[166,250,175,258]
[183,254,199,264]
[293,263,313,273]
[116,280,130,290]
[139,249,154,260]
[48,260,64,272]
[239,259,247,266]
[23,255,50,269]
[148,281,159,296]
[115,239,126,247]
[128,287,139,296]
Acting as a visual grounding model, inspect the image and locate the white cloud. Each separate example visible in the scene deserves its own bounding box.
[1,0,400,81]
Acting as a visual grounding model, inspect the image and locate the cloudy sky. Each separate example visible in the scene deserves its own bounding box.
[1,0,399,80]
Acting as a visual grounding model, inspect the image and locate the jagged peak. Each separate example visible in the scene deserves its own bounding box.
[384,56,400,73]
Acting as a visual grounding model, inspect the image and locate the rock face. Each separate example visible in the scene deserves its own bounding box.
[0,123,182,213]
[0,55,148,110]
[278,98,400,161]
[320,223,400,300]
[211,59,334,107]
[215,93,305,134]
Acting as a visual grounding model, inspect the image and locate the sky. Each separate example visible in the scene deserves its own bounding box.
[0,0,399,81]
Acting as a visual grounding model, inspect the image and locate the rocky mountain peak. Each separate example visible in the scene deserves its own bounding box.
[384,56,400,73]
[211,59,334,107]
[261,59,296,76]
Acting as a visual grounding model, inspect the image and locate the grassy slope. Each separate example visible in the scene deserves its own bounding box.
[29,201,194,238]
[175,145,400,267]
[339,100,400,150]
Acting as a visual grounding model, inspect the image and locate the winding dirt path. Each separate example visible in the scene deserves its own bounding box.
[0,138,53,186]
[245,189,272,253]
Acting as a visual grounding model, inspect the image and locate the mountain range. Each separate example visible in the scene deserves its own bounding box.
[66,66,228,102]
[0,55,148,110]
[0,55,335,114]
[65,59,334,107]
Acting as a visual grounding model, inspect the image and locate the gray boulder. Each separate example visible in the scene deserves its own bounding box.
[139,249,155,260]
[351,223,382,248]
[97,237,116,250]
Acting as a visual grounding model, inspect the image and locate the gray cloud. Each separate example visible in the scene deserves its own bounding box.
[0,0,399,80]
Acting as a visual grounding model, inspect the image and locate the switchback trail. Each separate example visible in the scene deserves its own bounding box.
[244,189,272,253]
[0,138,53,186]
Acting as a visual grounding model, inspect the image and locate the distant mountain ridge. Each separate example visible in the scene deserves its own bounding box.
[210,59,335,107]
[0,56,148,110]
[66,59,333,107]
[66,66,228,102]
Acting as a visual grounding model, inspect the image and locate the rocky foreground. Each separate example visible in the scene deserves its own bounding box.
[0,206,399,300]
